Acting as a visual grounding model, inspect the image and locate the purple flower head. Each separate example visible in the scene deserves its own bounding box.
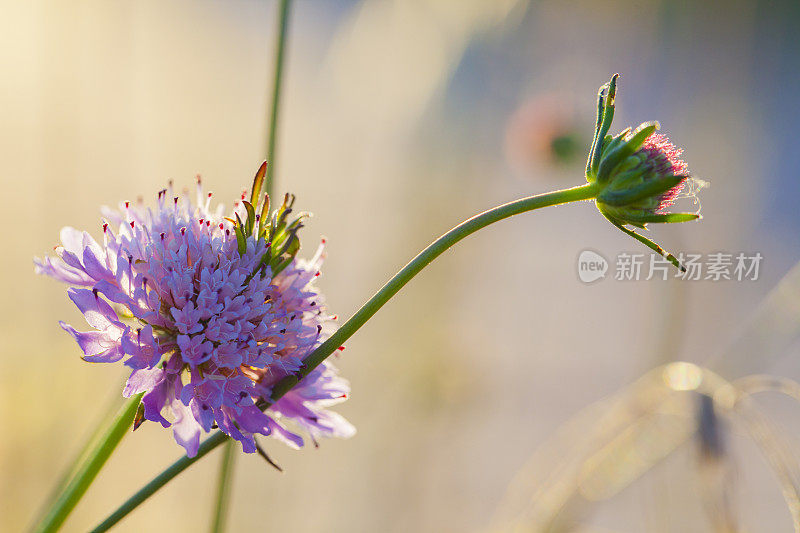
[35,165,354,456]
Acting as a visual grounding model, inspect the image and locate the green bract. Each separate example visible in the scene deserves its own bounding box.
[231,161,308,277]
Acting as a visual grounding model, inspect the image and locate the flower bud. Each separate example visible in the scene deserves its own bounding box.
[585,75,703,271]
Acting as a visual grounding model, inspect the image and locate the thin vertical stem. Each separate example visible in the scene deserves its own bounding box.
[209,440,237,533]
[208,2,293,530]
[33,394,143,533]
[265,0,291,198]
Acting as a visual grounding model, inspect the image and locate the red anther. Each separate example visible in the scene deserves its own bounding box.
[129,221,135,229]
[199,218,204,225]
[180,227,186,235]
[206,221,211,227]
[208,192,213,198]
[315,272,321,277]
[330,315,338,320]
[337,346,345,351]
[338,394,347,399]
[102,223,108,232]
[125,201,130,209]
[160,232,165,240]
[174,197,179,204]
[219,223,224,230]
[321,238,327,244]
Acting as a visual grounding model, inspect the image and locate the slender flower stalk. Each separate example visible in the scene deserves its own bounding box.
[210,1,292,527]
[210,440,237,533]
[264,0,291,197]
[33,394,143,533]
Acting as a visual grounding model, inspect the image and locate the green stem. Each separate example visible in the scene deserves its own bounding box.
[91,182,600,531]
[264,0,291,198]
[33,394,142,533]
[91,432,228,533]
[270,182,600,398]
[209,440,237,533]
[207,2,292,529]
[32,391,124,525]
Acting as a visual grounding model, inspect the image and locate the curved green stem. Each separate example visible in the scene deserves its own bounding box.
[270,182,600,398]
[91,182,600,531]
[264,0,291,198]
[91,432,227,532]
[209,440,237,533]
[33,394,142,533]
[32,390,124,526]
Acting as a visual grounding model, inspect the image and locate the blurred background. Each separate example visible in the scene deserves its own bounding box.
[2,0,800,531]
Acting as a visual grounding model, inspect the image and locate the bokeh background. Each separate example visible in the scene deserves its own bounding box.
[3,0,800,531]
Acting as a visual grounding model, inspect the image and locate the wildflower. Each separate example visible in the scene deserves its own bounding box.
[35,163,354,456]
[586,74,702,271]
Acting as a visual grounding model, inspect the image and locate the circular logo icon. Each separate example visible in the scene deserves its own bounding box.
[577,249,608,283]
